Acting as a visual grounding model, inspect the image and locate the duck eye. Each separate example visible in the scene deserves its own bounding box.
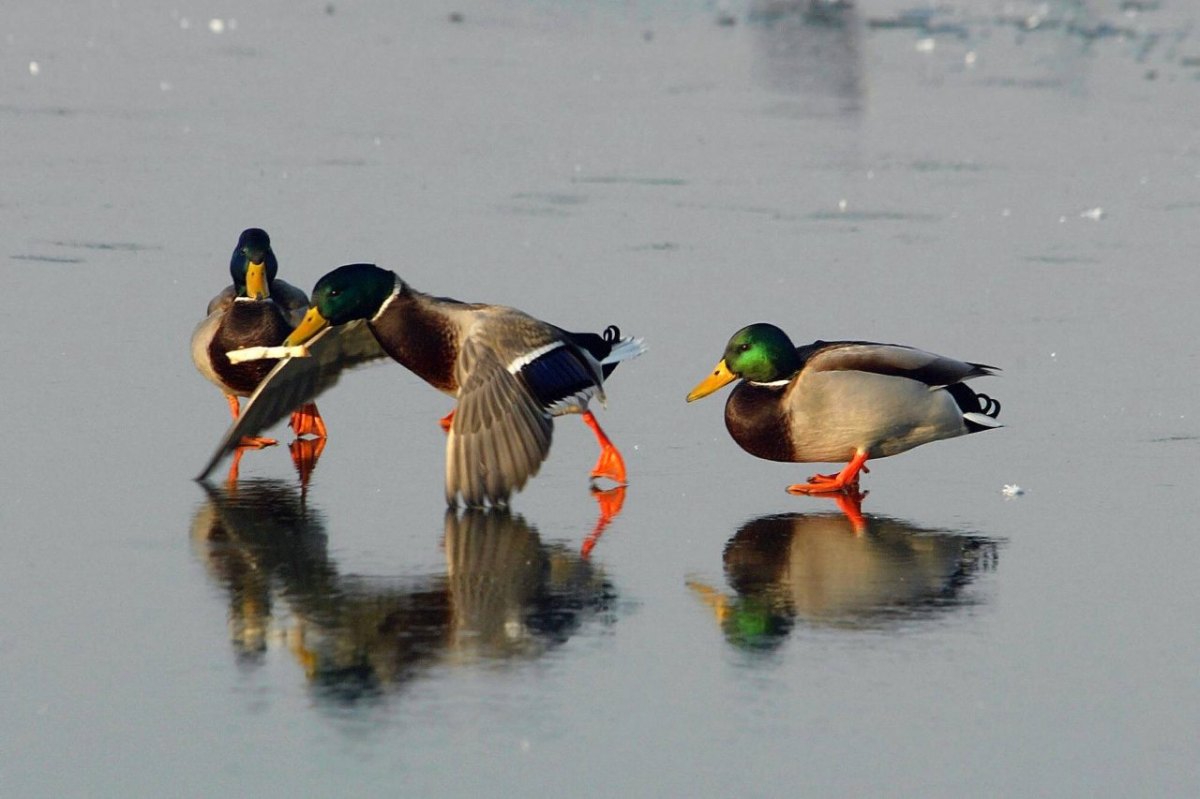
[739,343,750,352]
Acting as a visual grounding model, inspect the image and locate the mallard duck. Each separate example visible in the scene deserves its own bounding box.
[191,228,326,446]
[284,264,646,506]
[686,323,1001,493]
[199,263,645,507]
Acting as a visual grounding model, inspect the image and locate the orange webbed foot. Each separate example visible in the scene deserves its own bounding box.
[439,409,456,434]
[237,435,278,449]
[590,444,628,486]
[581,411,628,486]
[227,394,277,448]
[786,452,870,495]
[289,403,327,438]
[223,442,273,486]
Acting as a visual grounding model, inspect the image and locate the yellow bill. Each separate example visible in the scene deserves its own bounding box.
[686,359,736,402]
[244,261,269,300]
[284,307,330,347]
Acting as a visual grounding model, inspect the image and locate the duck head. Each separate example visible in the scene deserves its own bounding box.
[284,263,396,346]
[230,227,278,301]
[686,323,801,401]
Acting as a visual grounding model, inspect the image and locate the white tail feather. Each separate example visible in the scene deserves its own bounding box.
[963,412,1003,429]
[603,336,647,365]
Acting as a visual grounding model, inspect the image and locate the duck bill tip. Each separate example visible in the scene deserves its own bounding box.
[283,307,329,347]
[686,360,735,402]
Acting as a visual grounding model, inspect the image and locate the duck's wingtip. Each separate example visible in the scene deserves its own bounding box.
[195,445,232,481]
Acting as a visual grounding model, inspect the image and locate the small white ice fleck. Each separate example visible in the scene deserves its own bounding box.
[916,38,935,53]
[1002,484,1024,497]
[1079,207,1104,221]
[964,51,977,66]
[28,61,40,76]
[837,198,848,212]
[208,18,225,34]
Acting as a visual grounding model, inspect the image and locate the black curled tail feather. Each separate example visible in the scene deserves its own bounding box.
[566,326,626,378]
[944,383,1002,433]
[600,326,622,378]
[976,392,1001,419]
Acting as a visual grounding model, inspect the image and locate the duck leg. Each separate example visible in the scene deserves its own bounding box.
[581,410,627,485]
[439,409,456,434]
[226,394,277,448]
[225,444,248,485]
[787,450,870,495]
[289,402,327,438]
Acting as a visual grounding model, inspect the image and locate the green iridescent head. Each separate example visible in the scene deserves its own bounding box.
[687,323,800,401]
[284,263,397,347]
[309,263,396,324]
[721,324,801,382]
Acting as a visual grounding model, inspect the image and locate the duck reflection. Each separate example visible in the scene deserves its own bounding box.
[191,481,616,699]
[749,0,863,117]
[689,503,998,650]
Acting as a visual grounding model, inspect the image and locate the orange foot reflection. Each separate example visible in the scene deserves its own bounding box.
[831,486,869,536]
[581,485,627,558]
[289,436,327,489]
[782,484,870,536]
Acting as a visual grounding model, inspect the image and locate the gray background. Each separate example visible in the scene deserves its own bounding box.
[3,1,1198,795]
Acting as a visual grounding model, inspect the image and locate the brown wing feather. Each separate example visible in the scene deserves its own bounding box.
[196,319,388,480]
[801,342,997,386]
[445,337,553,507]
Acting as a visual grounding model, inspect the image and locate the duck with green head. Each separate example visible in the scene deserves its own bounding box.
[686,323,1001,494]
[191,228,326,450]
[202,263,645,507]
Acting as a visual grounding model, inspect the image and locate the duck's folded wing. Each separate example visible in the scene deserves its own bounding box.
[196,319,388,480]
[802,341,998,386]
[205,285,237,316]
[446,338,553,507]
[272,279,312,326]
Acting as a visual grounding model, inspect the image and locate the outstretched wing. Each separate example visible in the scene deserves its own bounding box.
[445,336,554,507]
[800,341,997,386]
[196,319,388,480]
